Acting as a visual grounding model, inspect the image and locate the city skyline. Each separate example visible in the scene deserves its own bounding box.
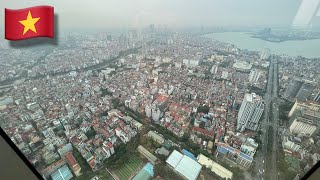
[0,0,307,29]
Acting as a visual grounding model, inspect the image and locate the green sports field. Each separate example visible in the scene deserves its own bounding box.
[115,156,142,180]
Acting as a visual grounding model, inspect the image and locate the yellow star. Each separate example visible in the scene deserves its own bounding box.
[19,11,40,35]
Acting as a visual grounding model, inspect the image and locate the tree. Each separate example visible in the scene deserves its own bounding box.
[85,129,96,139]
[153,162,166,178]
[112,98,120,108]
[197,105,210,114]
[199,121,206,129]
[180,134,189,143]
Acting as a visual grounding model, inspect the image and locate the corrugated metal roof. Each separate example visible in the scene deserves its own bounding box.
[182,149,197,161]
[166,150,202,180]
[239,152,253,161]
[50,165,73,180]
[218,147,228,154]
[166,150,183,168]
[175,156,202,180]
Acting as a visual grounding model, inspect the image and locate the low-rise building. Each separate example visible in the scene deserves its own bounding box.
[137,145,158,165]
[216,142,253,168]
[65,152,81,177]
[197,154,233,180]
[147,131,165,144]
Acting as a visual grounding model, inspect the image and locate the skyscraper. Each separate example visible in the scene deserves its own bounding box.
[296,81,315,101]
[260,48,270,60]
[284,79,304,100]
[249,69,261,84]
[237,93,264,132]
[314,90,320,102]
[284,79,315,101]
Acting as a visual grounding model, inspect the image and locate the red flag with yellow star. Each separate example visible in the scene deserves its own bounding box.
[5,6,54,40]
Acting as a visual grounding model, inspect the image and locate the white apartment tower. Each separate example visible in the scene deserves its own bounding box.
[145,105,152,118]
[151,106,161,122]
[210,65,218,74]
[237,93,264,132]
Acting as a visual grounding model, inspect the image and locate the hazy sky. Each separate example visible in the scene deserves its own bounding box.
[0,0,303,29]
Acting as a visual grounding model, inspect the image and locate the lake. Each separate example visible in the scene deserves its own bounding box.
[204,32,320,58]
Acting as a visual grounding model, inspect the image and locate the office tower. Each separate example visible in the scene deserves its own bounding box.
[210,65,218,74]
[151,104,161,122]
[296,81,315,101]
[107,35,112,41]
[237,93,264,132]
[284,79,304,100]
[284,79,315,101]
[249,69,261,83]
[145,105,152,118]
[260,48,270,60]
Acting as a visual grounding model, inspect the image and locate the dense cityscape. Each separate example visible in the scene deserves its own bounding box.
[1,25,320,180]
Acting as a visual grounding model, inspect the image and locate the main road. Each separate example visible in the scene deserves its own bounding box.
[257,56,273,179]
[270,57,280,180]
[256,55,280,180]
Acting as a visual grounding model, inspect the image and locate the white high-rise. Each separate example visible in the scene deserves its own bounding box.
[237,93,264,132]
[151,106,161,122]
[210,65,218,74]
[145,105,152,118]
[260,48,270,60]
[249,69,261,84]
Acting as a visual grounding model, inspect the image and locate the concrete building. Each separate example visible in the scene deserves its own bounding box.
[151,106,161,122]
[249,69,261,84]
[284,79,315,101]
[175,62,182,69]
[182,59,200,67]
[216,142,253,168]
[314,90,320,102]
[232,61,252,72]
[284,79,304,100]
[147,131,165,144]
[145,105,152,118]
[197,154,233,180]
[155,147,170,156]
[137,145,158,165]
[288,100,320,118]
[260,48,270,60]
[221,71,229,79]
[237,93,264,132]
[296,81,315,101]
[57,143,73,157]
[289,117,318,136]
[240,138,258,157]
[210,65,218,74]
[289,109,320,136]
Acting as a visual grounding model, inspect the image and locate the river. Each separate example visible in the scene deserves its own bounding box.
[204,32,320,58]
